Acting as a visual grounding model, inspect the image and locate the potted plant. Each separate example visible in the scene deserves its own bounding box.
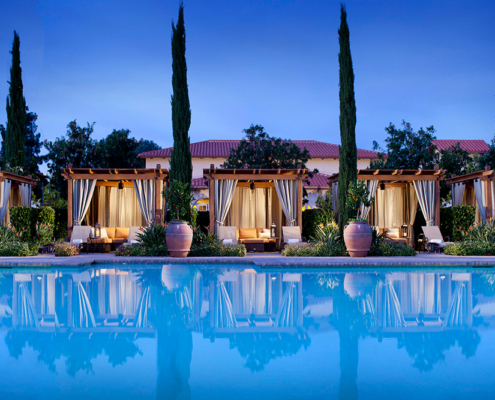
[343,181,375,257]
[164,181,194,257]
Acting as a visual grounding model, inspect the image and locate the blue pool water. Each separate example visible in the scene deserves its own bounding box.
[1,264,495,399]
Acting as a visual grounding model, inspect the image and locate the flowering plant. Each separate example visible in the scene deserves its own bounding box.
[164,180,194,222]
[346,181,374,221]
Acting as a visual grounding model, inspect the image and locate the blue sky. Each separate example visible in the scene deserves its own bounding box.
[0,0,494,155]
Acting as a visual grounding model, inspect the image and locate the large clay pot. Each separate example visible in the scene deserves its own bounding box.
[166,221,193,258]
[343,221,372,257]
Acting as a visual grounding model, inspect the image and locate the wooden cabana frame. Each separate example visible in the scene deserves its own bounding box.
[62,165,168,234]
[328,166,447,226]
[203,165,308,233]
[0,171,37,186]
[446,166,493,221]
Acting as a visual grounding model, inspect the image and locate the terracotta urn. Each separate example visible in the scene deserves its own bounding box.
[343,221,372,257]
[166,221,193,258]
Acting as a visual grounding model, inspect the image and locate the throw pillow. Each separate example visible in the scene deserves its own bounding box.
[223,239,233,245]
[259,232,270,238]
[287,238,299,244]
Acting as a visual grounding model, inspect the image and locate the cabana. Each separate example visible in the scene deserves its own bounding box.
[0,171,36,225]
[446,166,493,223]
[329,166,446,247]
[62,165,168,236]
[203,165,308,250]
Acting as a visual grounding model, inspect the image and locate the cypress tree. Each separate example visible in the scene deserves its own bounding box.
[5,31,26,169]
[337,5,357,235]
[169,2,192,186]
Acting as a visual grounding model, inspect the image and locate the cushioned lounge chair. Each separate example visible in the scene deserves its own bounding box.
[123,226,144,246]
[421,226,454,252]
[69,226,92,251]
[282,226,305,249]
[217,226,237,245]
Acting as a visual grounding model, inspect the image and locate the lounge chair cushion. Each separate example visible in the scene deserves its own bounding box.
[128,226,143,242]
[218,226,237,241]
[239,228,257,239]
[223,239,233,245]
[282,226,302,243]
[115,227,129,239]
[287,238,300,244]
[70,226,92,244]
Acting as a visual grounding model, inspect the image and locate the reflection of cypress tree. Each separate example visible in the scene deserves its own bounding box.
[156,290,192,400]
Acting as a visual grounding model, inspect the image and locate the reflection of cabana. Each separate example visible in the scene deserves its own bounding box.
[0,172,36,225]
[208,270,303,333]
[446,167,493,223]
[62,165,168,235]
[203,166,308,246]
[329,167,446,246]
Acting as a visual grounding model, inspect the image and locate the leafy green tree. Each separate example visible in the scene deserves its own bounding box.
[169,2,193,186]
[337,5,358,235]
[371,120,437,169]
[43,120,100,198]
[5,31,26,169]
[223,124,312,170]
[438,142,472,200]
[98,129,141,168]
[478,135,495,170]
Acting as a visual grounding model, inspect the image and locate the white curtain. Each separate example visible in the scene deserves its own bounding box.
[133,180,155,225]
[0,179,11,224]
[226,187,271,229]
[331,182,338,220]
[492,181,495,220]
[214,179,238,233]
[473,179,486,223]
[374,187,406,229]
[359,180,378,220]
[73,179,96,226]
[451,183,465,207]
[413,181,436,226]
[19,183,31,207]
[98,187,145,227]
[274,180,298,226]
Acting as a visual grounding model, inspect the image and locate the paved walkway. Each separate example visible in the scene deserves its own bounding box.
[0,252,494,269]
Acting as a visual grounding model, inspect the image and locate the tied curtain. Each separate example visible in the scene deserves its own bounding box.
[0,179,11,224]
[331,182,339,220]
[133,180,155,225]
[214,179,238,233]
[473,179,487,223]
[19,183,31,207]
[413,181,436,226]
[359,180,378,220]
[406,184,418,248]
[492,181,495,219]
[274,180,298,226]
[73,179,97,226]
[452,183,466,207]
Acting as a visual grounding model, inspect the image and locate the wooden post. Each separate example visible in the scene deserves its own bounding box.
[67,175,73,237]
[434,165,441,227]
[485,166,492,221]
[297,178,303,232]
[209,164,215,233]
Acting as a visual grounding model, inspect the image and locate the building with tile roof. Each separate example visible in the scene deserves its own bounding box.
[432,139,490,156]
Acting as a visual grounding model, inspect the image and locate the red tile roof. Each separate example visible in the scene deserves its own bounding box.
[432,140,490,154]
[138,140,378,159]
[190,173,330,189]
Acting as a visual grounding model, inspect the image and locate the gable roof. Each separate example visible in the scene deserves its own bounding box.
[432,139,490,154]
[138,140,379,160]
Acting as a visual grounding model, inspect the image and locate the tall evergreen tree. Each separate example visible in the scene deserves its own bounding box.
[5,31,26,169]
[337,5,358,235]
[169,2,192,186]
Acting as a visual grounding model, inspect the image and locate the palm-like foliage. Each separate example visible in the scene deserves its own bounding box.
[136,223,167,248]
[310,223,340,245]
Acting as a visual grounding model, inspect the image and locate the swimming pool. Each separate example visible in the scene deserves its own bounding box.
[0,263,494,399]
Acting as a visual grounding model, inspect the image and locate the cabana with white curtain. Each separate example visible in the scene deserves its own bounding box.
[203,166,308,249]
[446,167,493,224]
[329,166,446,247]
[0,171,36,225]
[62,165,168,236]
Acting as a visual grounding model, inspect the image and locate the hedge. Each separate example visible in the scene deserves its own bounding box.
[53,208,68,240]
[10,206,55,243]
[302,209,319,241]
[440,206,476,242]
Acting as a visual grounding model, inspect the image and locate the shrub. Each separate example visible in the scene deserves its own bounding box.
[302,194,335,239]
[53,208,68,240]
[440,206,476,242]
[197,211,210,233]
[54,242,79,257]
[136,223,167,248]
[310,222,340,244]
[219,243,247,257]
[10,206,55,243]
[166,180,194,222]
[0,241,38,257]
[282,242,347,257]
[115,243,150,257]
[370,240,416,257]
[444,241,495,256]
[189,229,246,257]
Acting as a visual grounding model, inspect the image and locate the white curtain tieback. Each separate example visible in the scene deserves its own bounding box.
[215,220,224,225]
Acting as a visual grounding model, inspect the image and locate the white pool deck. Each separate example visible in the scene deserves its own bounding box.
[0,252,494,269]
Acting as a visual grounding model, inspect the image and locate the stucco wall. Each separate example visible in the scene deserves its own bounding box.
[146,157,373,178]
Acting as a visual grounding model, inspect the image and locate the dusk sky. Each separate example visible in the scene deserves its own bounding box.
[1,0,494,156]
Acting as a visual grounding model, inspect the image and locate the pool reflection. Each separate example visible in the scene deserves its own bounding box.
[0,266,494,398]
